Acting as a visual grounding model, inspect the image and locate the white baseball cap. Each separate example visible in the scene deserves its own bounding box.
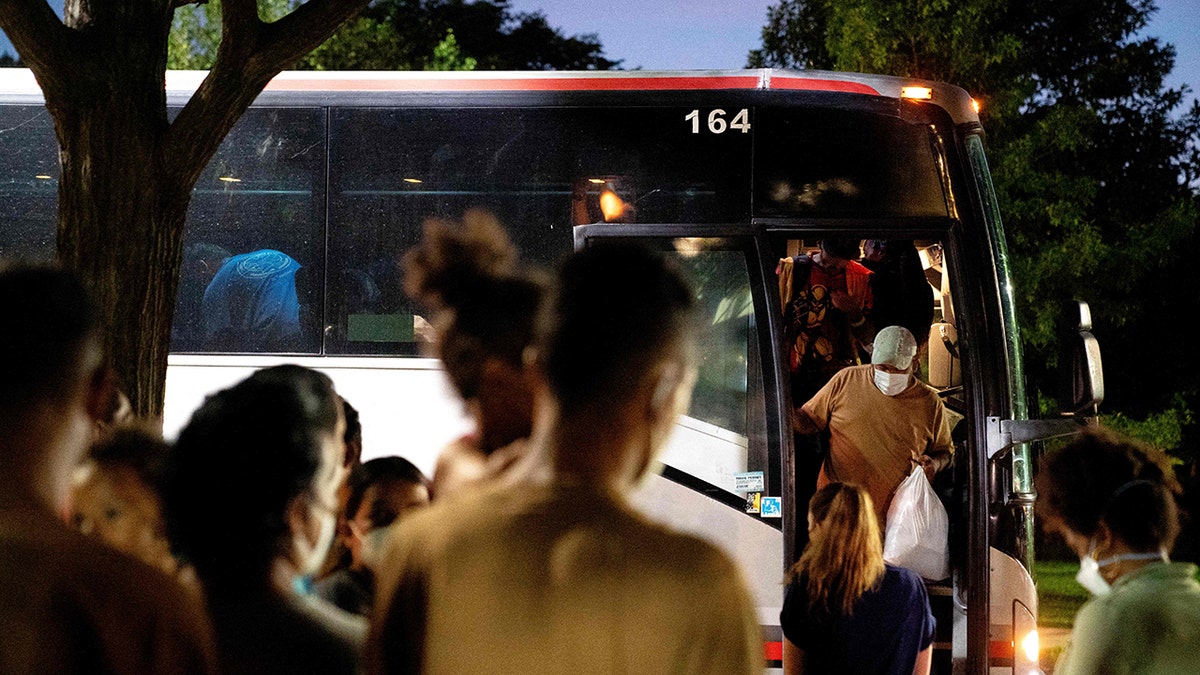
[871,325,918,370]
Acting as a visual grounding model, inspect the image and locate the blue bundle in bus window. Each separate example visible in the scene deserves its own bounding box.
[202,249,301,351]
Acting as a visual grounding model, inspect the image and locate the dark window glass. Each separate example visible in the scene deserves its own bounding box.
[0,105,57,261]
[754,109,948,219]
[647,238,766,497]
[171,107,326,354]
[675,245,753,438]
[325,106,753,355]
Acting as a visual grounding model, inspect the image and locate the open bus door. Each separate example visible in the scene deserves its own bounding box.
[574,222,795,670]
[576,223,1107,675]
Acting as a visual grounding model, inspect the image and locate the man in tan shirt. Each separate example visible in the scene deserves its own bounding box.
[0,264,217,675]
[368,243,762,675]
[794,325,954,523]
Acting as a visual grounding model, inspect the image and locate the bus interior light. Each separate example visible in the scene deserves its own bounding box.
[599,190,625,221]
[901,86,933,100]
[218,176,241,182]
[673,237,707,258]
[587,178,606,184]
[403,178,423,183]
[35,174,52,179]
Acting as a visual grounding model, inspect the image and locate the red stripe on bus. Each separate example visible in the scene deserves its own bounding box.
[764,641,783,661]
[768,77,881,95]
[264,76,763,92]
[989,639,1013,659]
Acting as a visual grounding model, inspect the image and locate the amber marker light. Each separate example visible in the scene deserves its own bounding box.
[901,86,933,100]
[971,98,982,114]
[599,190,625,221]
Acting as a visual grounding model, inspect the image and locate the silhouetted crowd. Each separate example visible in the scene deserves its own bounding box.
[0,217,765,675]
[2,219,1198,675]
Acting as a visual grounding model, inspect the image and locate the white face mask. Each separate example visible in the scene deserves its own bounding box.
[1075,543,1111,596]
[1076,538,1169,596]
[873,368,911,396]
[359,521,398,571]
[296,503,338,581]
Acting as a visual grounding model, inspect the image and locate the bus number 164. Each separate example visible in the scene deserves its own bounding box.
[685,108,751,134]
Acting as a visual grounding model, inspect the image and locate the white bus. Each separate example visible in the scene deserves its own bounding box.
[0,67,1104,674]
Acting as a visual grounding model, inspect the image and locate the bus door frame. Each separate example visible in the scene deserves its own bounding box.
[572,222,797,556]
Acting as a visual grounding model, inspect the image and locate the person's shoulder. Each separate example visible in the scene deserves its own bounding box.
[1064,594,1110,641]
[12,514,198,613]
[628,517,744,581]
[846,260,872,276]
[885,563,922,581]
[216,595,361,675]
[882,564,930,597]
[294,594,368,649]
[834,363,875,386]
[431,437,487,499]
[0,515,217,672]
[385,479,519,555]
[804,364,871,405]
[903,378,945,402]
[1109,562,1200,613]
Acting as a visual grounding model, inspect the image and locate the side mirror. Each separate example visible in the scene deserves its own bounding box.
[1057,300,1104,415]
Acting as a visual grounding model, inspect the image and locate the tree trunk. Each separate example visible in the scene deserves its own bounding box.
[54,95,189,420]
[1,0,374,419]
[34,0,181,420]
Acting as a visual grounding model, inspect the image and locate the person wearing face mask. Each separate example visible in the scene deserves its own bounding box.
[1035,426,1200,675]
[793,325,954,525]
[315,456,431,616]
[162,365,364,675]
[367,242,761,675]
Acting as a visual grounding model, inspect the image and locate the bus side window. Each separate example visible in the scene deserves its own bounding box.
[0,106,57,262]
[170,107,327,354]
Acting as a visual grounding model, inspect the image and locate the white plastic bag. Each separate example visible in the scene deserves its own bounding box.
[883,467,950,580]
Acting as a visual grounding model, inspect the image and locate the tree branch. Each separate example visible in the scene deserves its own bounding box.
[0,0,79,93]
[164,0,370,189]
[257,0,372,75]
[218,0,261,49]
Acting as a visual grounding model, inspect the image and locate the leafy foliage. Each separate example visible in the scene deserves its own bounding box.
[751,0,1200,454]
[168,0,291,70]
[429,29,477,71]
[169,0,620,72]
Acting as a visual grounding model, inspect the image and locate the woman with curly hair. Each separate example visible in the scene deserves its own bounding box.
[1035,426,1200,675]
[403,209,545,499]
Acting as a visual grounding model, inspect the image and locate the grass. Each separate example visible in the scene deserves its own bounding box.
[1033,559,1089,671]
[1032,558,1200,672]
[1033,559,1089,629]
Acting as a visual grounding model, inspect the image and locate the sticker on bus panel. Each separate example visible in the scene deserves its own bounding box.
[745,492,762,514]
[733,471,765,492]
[760,497,782,518]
